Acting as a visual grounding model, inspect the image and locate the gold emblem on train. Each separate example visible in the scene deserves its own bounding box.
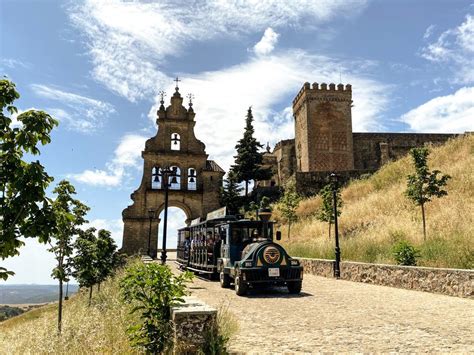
[263,246,280,264]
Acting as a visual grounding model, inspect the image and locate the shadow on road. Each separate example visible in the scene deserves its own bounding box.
[243,287,313,298]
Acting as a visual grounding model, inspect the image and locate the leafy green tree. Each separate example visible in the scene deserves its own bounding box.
[219,170,243,214]
[278,178,301,239]
[95,229,120,291]
[0,79,58,280]
[72,227,98,305]
[120,263,193,354]
[232,107,271,196]
[392,240,420,266]
[317,183,343,239]
[406,147,450,241]
[49,180,89,333]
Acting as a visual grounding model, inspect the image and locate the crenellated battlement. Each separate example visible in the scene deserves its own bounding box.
[293,82,352,106]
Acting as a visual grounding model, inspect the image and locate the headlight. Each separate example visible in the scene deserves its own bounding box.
[290,259,299,266]
[244,261,253,268]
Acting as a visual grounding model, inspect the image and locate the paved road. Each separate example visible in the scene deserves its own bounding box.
[181,265,473,354]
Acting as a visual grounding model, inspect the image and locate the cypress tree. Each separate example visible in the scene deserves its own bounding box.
[233,107,271,195]
[220,170,243,214]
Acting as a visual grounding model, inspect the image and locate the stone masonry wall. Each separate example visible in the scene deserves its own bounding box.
[298,258,474,298]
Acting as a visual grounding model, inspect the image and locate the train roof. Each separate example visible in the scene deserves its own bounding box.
[178,217,275,231]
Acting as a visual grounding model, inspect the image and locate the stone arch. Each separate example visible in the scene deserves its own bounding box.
[156,200,193,226]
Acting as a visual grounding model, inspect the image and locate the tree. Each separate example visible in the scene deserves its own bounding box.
[317,183,342,239]
[72,228,98,306]
[406,147,450,241]
[219,170,243,214]
[0,79,58,280]
[232,107,271,196]
[49,180,89,333]
[120,263,193,354]
[95,229,120,290]
[278,178,301,239]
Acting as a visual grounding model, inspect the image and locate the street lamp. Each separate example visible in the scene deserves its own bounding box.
[160,167,177,264]
[330,173,341,279]
[147,208,157,258]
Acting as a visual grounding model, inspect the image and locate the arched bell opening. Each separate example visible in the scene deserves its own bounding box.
[187,167,197,190]
[169,166,181,190]
[151,166,162,189]
[171,133,181,151]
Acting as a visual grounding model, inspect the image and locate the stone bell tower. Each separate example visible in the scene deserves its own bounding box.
[121,82,225,256]
[293,82,354,172]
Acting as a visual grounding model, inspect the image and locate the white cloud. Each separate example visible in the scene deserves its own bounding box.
[421,14,474,84]
[423,24,436,39]
[68,0,368,101]
[0,58,29,69]
[400,87,474,133]
[253,27,280,55]
[70,133,148,187]
[147,51,390,171]
[31,84,115,132]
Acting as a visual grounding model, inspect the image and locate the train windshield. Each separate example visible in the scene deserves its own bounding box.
[229,223,273,244]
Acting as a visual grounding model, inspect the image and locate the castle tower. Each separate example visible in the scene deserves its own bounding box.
[293,82,354,172]
[121,83,224,256]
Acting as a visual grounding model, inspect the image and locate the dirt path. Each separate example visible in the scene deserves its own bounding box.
[182,264,473,353]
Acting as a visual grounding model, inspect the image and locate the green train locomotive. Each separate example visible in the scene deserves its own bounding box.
[176,208,303,296]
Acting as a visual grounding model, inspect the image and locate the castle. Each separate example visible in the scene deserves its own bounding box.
[258,82,459,195]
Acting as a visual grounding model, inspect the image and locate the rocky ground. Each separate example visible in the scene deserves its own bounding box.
[180,262,473,354]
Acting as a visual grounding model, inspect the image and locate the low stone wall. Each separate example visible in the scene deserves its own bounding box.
[171,296,217,353]
[298,258,474,299]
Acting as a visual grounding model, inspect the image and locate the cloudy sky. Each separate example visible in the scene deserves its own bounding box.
[1,0,473,284]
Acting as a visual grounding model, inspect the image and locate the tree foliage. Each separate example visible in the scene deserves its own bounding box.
[120,263,193,354]
[405,147,450,240]
[278,178,301,239]
[95,229,121,288]
[317,183,343,239]
[219,169,243,214]
[392,240,420,266]
[72,228,98,304]
[49,180,89,333]
[0,79,58,279]
[232,107,271,195]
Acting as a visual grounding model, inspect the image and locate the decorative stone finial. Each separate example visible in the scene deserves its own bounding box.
[174,76,181,91]
[159,90,166,110]
[266,142,271,153]
[187,93,194,107]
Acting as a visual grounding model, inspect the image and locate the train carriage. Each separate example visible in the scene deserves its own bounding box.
[176,208,303,296]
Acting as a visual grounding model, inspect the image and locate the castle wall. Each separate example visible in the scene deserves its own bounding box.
[352,133,459,170]
[273,139,296,185]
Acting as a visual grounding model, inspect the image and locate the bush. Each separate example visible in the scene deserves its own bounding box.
[120,263,193,354]
[392,241,420,266]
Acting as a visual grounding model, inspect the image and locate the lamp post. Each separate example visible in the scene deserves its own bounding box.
[160,167,177,264]
[330,173,341,279]
[147,208,156,258]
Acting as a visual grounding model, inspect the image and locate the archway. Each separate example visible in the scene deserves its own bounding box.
[157,207,187,250]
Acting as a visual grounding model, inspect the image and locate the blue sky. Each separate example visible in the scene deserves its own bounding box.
[1,0,473,284]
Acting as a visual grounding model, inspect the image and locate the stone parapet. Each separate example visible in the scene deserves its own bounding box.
[297,258,474,298]
[171,296,217,353]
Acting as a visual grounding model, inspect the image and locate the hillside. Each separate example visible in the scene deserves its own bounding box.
[0,269,138,353]
[277,134,473,269]
[0,285,79,304]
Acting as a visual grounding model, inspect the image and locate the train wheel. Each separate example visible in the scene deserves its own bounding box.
[287,281,302,294]
[235,276,248,296]
[220,271,230,288]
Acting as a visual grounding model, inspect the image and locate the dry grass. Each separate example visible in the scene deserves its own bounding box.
[276,135,474,269]
[0,266,139,354]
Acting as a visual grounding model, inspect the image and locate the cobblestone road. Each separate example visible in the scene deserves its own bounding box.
[182,264,473,354]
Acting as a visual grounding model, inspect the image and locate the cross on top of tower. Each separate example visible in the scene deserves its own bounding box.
[174,77,181,91]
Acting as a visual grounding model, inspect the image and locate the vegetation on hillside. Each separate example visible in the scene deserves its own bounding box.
[0,260,237,354]
[274,135,473,269]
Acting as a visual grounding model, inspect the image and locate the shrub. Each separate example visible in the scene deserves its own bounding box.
[392,241,420,266]
[120,263,193,354]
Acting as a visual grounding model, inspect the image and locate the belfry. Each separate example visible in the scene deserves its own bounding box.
[121,82,224,256]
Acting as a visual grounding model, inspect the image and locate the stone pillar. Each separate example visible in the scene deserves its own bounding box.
[171,297,217,354]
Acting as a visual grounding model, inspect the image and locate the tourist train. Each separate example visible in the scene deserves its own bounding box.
[176,207,303,296]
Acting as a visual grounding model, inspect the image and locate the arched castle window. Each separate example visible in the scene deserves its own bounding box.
[151,167,162,189]
[171,133,181,151]
[169,166,181,190]
[188,168,197,190]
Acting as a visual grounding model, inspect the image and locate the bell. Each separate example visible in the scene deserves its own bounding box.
[189,177,195,183]
[170,176,178,184]
[173,140,178,145]
[153,174,160,182]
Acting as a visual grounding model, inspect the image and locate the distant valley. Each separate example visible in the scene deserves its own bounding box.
[0,285,79,305]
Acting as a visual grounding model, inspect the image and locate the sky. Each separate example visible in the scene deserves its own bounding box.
[1,0,473,284]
